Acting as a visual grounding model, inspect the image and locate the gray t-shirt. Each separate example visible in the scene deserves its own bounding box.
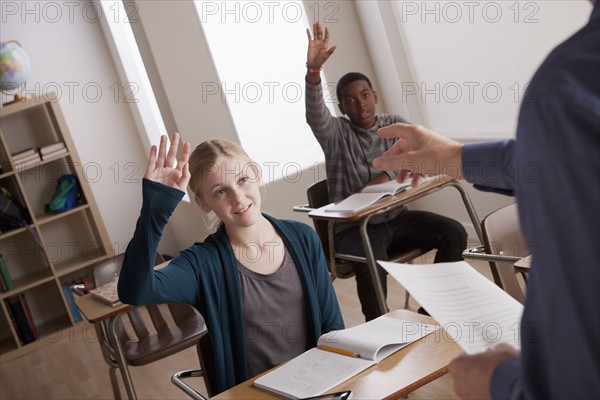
[238,248,309,377]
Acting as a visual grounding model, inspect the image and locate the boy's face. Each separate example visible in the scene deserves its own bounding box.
[338,80,378,130]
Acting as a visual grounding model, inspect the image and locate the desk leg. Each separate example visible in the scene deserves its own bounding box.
[359,216,389,317]
[447,182,484,244]
[95,322,122,400]
[108,316,138,400]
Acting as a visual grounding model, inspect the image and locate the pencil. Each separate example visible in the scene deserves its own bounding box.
[318,345,361,358]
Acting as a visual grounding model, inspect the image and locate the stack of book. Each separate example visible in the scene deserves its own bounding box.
[39,142,67,160]
[11,148,41,169]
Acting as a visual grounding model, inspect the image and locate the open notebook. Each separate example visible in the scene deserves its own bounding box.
[253,315,437,399]
[325,179,412,213]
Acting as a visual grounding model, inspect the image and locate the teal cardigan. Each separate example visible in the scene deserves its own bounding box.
[118,179,344,393]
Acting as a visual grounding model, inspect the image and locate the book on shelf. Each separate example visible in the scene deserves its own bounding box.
[40,147,68,161]
[0,255,14,292]
[324,179,413,213]
[253,314,437,399]
[13,154,41,170]
[379,260,524,354]
[62,284,83,323]
[19,293,38,338]
[6,295,37,345]
[89,280,121,307]
[10,148,37,161]
[0,270,7,292]
[39,141,66,155]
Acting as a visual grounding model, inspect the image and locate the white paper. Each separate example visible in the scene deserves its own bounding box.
[253,347,374,399]
[379,261,523,354]
[360,180,411,194]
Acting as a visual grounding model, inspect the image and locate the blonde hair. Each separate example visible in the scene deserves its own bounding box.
[188,138,255,201]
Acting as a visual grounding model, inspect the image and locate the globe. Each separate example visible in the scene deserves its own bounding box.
[0,41,31,94]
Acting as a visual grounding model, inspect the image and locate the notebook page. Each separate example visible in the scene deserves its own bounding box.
[318,315,438,362]
[253,347,374,399]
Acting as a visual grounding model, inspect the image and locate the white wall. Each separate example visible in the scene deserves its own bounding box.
[359,0,591,138]
[0,0,163,255]
[353,0,593,238]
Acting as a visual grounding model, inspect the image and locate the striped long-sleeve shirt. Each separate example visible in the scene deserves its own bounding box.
[305,81,406,203]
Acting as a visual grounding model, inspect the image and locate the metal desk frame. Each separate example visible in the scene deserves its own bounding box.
[300,176,483,316]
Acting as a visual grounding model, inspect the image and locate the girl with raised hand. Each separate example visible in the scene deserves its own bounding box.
[118,132,343,393]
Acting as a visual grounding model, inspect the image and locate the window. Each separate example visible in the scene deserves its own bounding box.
[195,0,332,182]
[98,1,167,150]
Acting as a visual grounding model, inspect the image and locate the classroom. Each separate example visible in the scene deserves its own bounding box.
[1,1,597,399]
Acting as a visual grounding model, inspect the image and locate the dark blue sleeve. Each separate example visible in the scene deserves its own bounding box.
[491,358,523,399]
[462,140,516,196]
[117,179,199,306]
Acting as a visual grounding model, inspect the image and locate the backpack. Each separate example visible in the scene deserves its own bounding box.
[0,186,30,232]
[45,174,81,213]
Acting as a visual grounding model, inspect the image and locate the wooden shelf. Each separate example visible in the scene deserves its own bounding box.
[0,94,113,358]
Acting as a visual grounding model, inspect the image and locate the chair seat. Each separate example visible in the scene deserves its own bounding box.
[124,317,206,366]
[390,248,428,264]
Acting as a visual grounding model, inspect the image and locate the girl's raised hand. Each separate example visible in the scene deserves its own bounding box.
[144,132,191,192]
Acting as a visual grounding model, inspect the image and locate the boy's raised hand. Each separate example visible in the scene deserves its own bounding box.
[144,132,191,192]
[306,21,336,71]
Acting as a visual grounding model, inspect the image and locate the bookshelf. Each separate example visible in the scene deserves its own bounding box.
[0,94,113,361]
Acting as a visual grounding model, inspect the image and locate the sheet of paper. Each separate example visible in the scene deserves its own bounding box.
[379,261,524,354]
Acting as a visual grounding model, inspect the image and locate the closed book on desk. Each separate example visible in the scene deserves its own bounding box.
[253,315,437,399]
[89,280,121,307]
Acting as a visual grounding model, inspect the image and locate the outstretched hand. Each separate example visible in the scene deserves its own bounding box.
[372,123,464,186]
[306,21,336,70]
[144,132,191,192]
[448,343,520,399]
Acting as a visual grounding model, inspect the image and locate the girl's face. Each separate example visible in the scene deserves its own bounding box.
[195,156,262,230]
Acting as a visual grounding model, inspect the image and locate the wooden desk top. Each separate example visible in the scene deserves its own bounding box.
[74,293,135,323]
[74,262,170,323]
[213,310,462,400]
[309,175,455,222]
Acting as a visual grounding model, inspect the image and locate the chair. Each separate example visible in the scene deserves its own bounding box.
[306,179,428,308]
[90,252,207,399]
[171,331,218,399]
[464,203,529,303]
